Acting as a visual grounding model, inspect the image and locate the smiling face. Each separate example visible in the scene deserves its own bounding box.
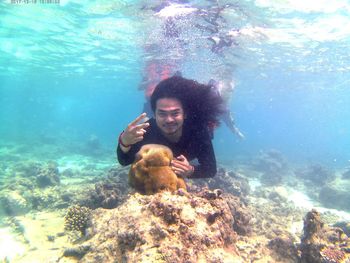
[155,97,185,142]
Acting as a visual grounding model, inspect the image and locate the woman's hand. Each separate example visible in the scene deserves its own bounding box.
[120,113,149,150]
[171,155,194,178]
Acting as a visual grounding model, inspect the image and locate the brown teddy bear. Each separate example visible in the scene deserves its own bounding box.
[129,144,187,194]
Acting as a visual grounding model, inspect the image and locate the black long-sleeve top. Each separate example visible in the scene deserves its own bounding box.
[117,118,217,178]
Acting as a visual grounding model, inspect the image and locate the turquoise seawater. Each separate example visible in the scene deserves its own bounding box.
[1,0,349,166]
[0,0,350,260]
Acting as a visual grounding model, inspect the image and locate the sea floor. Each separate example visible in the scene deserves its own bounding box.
[0,140,349,262]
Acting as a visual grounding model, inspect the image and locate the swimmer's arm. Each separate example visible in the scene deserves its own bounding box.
[193,137,217,178]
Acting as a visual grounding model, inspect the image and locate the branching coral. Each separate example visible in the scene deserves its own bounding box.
[64,205,91,235]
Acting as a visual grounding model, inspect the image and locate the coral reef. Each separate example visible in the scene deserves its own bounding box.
[36,161,60,188]
[295,163,335,186]
[14,161,42,178]
[208,168,250,197]
[334,222,350,237]
[0,161,65,215]
[0,190,30,215]
[129,144,186,194]
[62,189,244,262]
[13,161,60,188]
[224,193,252,236]
[260,169,283,186]
[342,168,350,179]
[64,205,92,235]
[253,149,288,172]
[0,161,130,216]
[78,166,130,209]
[268,235,299,262]
[189,167,250,202]
[252,149,288,186]
[299,209,350,263]
[248,185,305,261]
[3,139,350,262]
[318,186,350,212]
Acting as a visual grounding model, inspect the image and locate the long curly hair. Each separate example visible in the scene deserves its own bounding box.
[150,76,225,130]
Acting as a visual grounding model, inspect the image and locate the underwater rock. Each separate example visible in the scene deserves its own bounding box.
[333,221,350,237]
[87,181,123,209]
[79,167,130,209]
[0,162,64,214]
[0,190,31,215]
[224,193,252,236]
[30,187,62,210]
[268,235,299,262]
[4,177,35,192]
[260,170,283,186]
[295,163,335,186]
[129,144,186,194]
[318,186,350,212]
[249,186,304,245]
[62,245,91,259]
[15,161,42,178]
[36,162,60,188]
[251,149,289,186]
[192,167,250,199]
[299,209,350,263]
[252,149,288,174]
[63,189,243,262]
[342,168,350,179]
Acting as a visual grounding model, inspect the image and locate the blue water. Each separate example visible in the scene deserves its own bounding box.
[1,0,350,166]
[1,1,350,261]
